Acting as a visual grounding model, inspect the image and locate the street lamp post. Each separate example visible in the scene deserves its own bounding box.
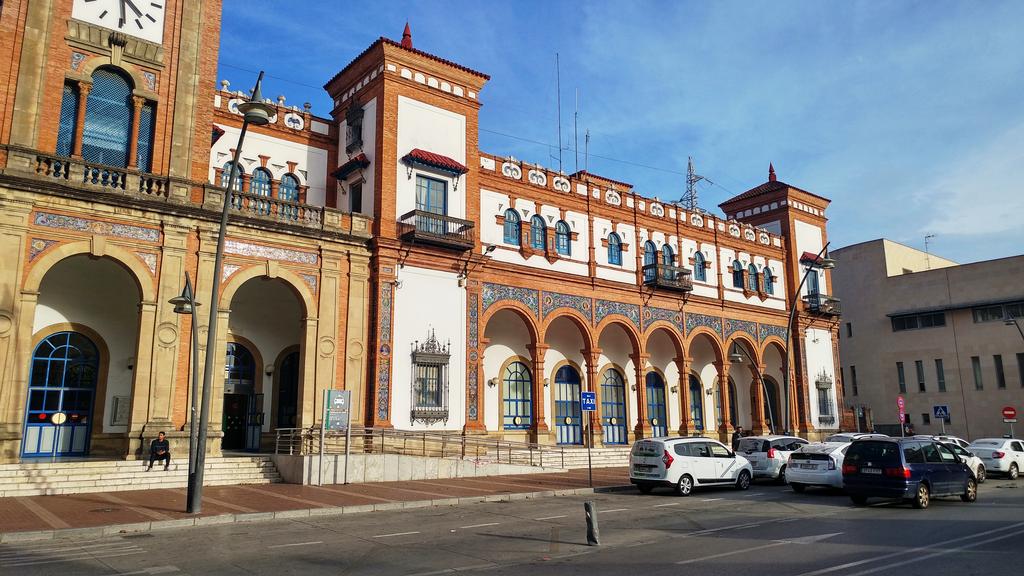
[782,242,834,436]
[188,72,275,514]
[168,273,201,510]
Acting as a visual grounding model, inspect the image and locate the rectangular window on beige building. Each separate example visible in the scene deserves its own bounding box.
[935,359,946,392]
[995,355,1006,389]
[1018,353,1024,388]
[915,360,926,392]
[972,356,983,390]
[851,365,859,396]
[897,362,906,393]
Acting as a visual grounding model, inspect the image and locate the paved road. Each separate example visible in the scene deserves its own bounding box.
[3,478,1022,575]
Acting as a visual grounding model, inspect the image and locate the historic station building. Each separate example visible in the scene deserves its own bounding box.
[0,0,844,463]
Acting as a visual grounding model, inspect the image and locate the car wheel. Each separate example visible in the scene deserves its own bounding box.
[976,465,986,484]
[677,474,694,497]
[850,495,868,506]
[736,470,752,491]
[1009,463,1019,480]
[791,482,806,493]
[637,483,653,494]
[961,478,977,503]
[912,483,930,509]
[777,465,787,485]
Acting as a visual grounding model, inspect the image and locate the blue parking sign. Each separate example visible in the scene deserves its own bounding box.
[581,391,597,412]
[932,405,950,420]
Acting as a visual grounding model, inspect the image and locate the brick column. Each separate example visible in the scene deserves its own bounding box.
[527,343,550,442]
[584,348,603,446]
[631,353,651,439]
[715,361,732,442]
[71,82,91,158]
[127,96,145,169]
[675,356,692,435]
[750,363,768,434]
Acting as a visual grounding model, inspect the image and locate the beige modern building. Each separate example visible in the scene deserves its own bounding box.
[832,239,1024,440]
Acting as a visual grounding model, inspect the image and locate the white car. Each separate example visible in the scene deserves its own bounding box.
[630,437,753,496]
[824,432,888,443]
[968,438,1024,479]
[786,442,849,491]
[942,442,986,483]
[736,435,808,482]
[914,434,970,450]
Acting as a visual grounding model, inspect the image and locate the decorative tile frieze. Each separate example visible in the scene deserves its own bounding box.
[467,367,479,421]
[482,283,539,318]
[725,318,757,341]
[135,252,157,275]
[542,291,592,322]
[759,323,788,342]
[468,295,479,346]
[595,299,640,329]
[376,358,390,421]
[644,307,683,332]
[222,264,241,282]
[685,312,722,337]
[299,273,318,293]
[379,282,393,348]
[34,212,160,242]
[71,52,86,70]
[224,240,318,265]
[29,238,59,261]
[142,71,156,91]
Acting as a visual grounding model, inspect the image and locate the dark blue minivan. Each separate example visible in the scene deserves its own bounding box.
[842,438,977,508]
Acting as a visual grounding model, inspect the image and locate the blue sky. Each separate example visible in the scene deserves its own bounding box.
[219,1,1024,264]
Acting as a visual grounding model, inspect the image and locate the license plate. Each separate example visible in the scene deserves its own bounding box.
[861,467,882,475]
[800,464,818,470]
[633,464,655,470]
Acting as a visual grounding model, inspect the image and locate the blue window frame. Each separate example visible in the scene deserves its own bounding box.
[646,372,667,437]
[643,241,657,282]
[82,68,133,167]
[554,365,582,445]
[807,269,820,296]
[608,233,623,265]
[503,361,532,429]
[22,332,99,457]
[601,368,627,444]
[415,175,447,215]
[503,209,521,245]
[225,342,256,386]
[221,161,244,190]
[555,221,571,256]
[530,215,546,250]
[56,83,79,158]
[693,251,706,282]
[279,174,300,202]
[251,168,272,196]
[763,268,774,295]
[732,260,745,288]
[661,244,674,266]
[136,101,155,172]
[748,264,759,292]
[688,374,704,432]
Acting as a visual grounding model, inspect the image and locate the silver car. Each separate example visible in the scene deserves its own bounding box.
[736,435,808,482]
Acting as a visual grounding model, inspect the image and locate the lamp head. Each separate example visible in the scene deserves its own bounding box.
[237,73,276,126]
[169,295,193,315]
[728,343,745,364]
[820,257,836,269]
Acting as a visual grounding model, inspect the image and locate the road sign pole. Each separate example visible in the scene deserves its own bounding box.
[319,390,327,487]
[344,401,352,485]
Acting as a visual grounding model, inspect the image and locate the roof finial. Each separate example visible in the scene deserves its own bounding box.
[401,22,413,49]
[768,162,776,182]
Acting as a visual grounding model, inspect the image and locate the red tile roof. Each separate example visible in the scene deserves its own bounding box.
[403,148,468,175]
[332,153,370,179]
[325,37,490,92]
[569,170,633,189]
[719,179,831,208]
[800,251,825,265]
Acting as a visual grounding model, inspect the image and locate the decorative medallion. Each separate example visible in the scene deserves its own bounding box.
[744,228,756,241]
[645,306,683,331]
[685,312,723,337]
[469,350,479,362]
[284,112,305,131]
[759,323,788,342]
[34,212,160,242]
[728,224,741,238]
[759,232,770,245]
[552,176,571,193]
[156,322,178,347]
[595,299,640,329]
[299,273,318,293]
[222,264,241,282]
[135,252,157,275]
[527,169,547,187]
[725,318,757,341]
[649,203,665,217]
[318,336,336,357]
[690,213,704,227]
[482,283,539,318]
[224,240,317,264]
[0,311,14,337]
[501,161,522,180]
[71,52,86,70]
[541,291,592,321]
[605,190,621,206]
[29,238,58,261]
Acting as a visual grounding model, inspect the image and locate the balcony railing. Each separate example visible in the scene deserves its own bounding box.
[398,209,475,251]
[642,263,694,292]
[804,293,841,316]
[818,414,837,426]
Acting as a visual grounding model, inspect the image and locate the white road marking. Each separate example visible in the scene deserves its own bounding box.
[3,550,146,567]
[599,508,629,513]
[403,564,496,576]
[699,498,724,502]
[372,531,421,538]
[268,541,323,549]
[459,522,500,529]
[99,568,179,576]
[677,541,787,564]
[535,515,567,521]
[653,502,682,507]
[839,528,1024,576]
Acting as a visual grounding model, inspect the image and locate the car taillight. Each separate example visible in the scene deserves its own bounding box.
[662,450,674,468]
[842,464,857,475]
[827,457,836,471]
[767,447,776,459]
[884,466,912,479]
[993,451,1005,459]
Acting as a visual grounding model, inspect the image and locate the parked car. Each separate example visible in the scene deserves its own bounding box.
[914,434,970,450]
[941,442,985,483]
[630,437,753,496]
[786,442,849,491]
[825,432,887,443]
[967,438,1024,479]
[736,435,808,482]
[842,437,977,508]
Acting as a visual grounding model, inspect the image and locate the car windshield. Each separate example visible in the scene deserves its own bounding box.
[845,441,901,466]
[737,438,767,452]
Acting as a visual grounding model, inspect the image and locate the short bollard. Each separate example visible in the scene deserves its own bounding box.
[584,501,600,546]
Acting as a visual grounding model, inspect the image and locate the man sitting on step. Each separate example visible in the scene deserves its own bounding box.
[147,431,171,471]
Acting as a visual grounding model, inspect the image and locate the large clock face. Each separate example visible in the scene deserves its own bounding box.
[72,0,166,45]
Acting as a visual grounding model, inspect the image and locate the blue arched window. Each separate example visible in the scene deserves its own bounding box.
[661,244,674,266]
[225,342,256,387]
[601,369,627,444]
[530,215,546,250]
[555,221,571,256]
[688,374,704,432]
[748,264,759,292]
[763,267,774,295]
[221,161,244,190]
[503,361,532,430]
[250,168,272,197]
[643,241,657,282]
[732,260,745,288]
[693,251,707,282]
[278,173,300,202]
[608,233,623,265]
[56,83,79,157]
[82,68,134,167]
[136,101,155,172]
[807,269,820,296]
[503,209,521,245]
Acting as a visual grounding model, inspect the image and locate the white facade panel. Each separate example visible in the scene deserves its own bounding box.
[396,96,467,219]
[803,327,837,426]
[794,219,827,296]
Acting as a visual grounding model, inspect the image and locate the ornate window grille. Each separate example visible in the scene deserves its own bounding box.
[816,370,835,423]
[410,329,450,424]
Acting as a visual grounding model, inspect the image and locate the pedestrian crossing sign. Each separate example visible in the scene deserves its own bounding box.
[932,405,950,420]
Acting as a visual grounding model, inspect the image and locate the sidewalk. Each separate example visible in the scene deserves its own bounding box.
[0,467,630,543]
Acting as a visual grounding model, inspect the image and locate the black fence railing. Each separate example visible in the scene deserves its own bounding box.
[398,209,475,251]
[804,293,841,316]
[642,263,694,292]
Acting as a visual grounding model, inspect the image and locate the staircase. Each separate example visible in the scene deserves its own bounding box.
[0,456,281,498]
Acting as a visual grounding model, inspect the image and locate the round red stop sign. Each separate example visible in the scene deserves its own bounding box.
[1003,406,1017,419]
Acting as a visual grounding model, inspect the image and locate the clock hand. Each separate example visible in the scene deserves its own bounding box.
[119,0,126,27]
[125,0,143,17]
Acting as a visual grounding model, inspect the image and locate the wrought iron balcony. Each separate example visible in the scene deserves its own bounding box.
[803,293,842,316]
[398,209,475,251]
[642,263,694,292]
[818,414,837,426]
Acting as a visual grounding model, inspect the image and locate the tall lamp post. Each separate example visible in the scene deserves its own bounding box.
[188,72,275,514]
[168,273,200,510]
[782,242,835,436]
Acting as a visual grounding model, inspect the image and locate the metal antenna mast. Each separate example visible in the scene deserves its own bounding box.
[556,53,562,173]
[924,234,936,270]
[680,156,706,210]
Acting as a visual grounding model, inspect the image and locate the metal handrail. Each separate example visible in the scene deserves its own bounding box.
[274,426,566,469]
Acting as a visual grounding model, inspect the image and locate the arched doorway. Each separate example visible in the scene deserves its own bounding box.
[502,360,532,430]
[275,350,300,430]
[762,376,781,433]
[223,342,256,450]
[22,332,100,457]
[645,372,667,437]
[601,368,627,444]
[554,365,582,445]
